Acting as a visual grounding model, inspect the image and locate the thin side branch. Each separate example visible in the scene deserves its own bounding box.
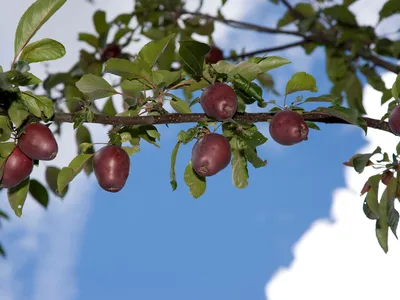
[52,112,392,133]
[178,9,400,74]
[224,40,307,60]
[177,9,305,37]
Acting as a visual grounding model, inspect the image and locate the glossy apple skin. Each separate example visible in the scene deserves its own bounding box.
[93,145,130,193]
[269,110,309,146]
[192,133,231,177]
[389,104,400,135]
[200,83,238,121]
[205,46,224,64]
[18,123,58,160]
[1,146,33,188]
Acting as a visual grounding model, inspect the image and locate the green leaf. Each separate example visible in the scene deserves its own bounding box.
[14,0,67,56]
[69,153,94,173]
[244,147,267,168]
[178,128,197,144]
[345,73,365,114]
[0,210,8,220]
[240,125,268,148]
[170,141,181,191]
[79,143,93,153]
[93,10,108,35]
[249,56,291,72]
[0,116,13,142]
[179,40,210,77]
[57,167,74,195]
[19,38,65,63]
[75,124,94,154]
[8,177,30,217]
[29,179,49,208]
[170,95,192,114]
[32,94,54,118]
[392,74,400,99]
[360,66,387,93]
[114,28,131,43]
[363,199,379,220]
[324,5,357,26]
[304,94,339,104]
[0,142,16,158]
[121,146,139,156]
[8,101,30,128]
[57,154,93,194]
[21,92,42,117]
[232,150,248,189]
[233,74,263,104]
[316,106,366,133]
[78,33,99,49]
[184,160,206,198]
[376,182,394,253]
[139,34,176,68]
[0,243,5,258]
[365,174,381,215]
[343,0,358,6]
[75,74,118,100]
[46,166,67,197]
[102,97,117,116]
[352,147,381,173]
[304,121,320,130]
[152,70,182,87]
[285,72,318,96]
[213,61,261,82]
[379,0,400,22]
[386,178,399,238]
[104,58,151,81]
[277,3,315,27]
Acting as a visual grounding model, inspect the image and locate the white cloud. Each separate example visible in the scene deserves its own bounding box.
[265,72,400,299]
[0,1,130,300]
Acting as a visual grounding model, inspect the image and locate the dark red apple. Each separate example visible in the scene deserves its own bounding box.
[1,146,33,188]
[200,83,238,121]
[93,145,130,193]
[381,170,394,185]
[18,123,58,160]
[205,46,223,64]
[100,43,122,62]
[192,133,231,177]
[389,104,400,135]
[269,110,309,146]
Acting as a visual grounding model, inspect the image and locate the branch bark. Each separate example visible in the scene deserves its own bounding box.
[224,40,307,60]
[177,9,305,37]
[52,112,393,134]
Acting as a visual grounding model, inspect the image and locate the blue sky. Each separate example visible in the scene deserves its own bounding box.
[1,1,399,300]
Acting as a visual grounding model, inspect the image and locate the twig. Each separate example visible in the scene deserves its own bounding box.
[177,9,306,37]
[225,40,307,60]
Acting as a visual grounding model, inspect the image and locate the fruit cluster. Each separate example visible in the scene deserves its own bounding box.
[191,81,309,178]
[0,122,131,194]
[1,123,58,188]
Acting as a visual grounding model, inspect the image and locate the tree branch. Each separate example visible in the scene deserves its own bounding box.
[52,112,392,133]
[177,8,400,74]
[224,40,307,60]
[358,50,400,74]
[177,9,305,37]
